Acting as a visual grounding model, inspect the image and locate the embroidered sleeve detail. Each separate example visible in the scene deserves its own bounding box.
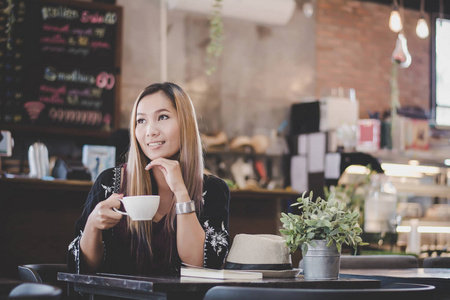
[203,233,208,267]
[199,175,230,269]
[101,166,120,198]
[68,230,106,274]
[202,220,229,268]
[101,184,113,198]
[113,166,121,193]
[68,231,83,274]
[202,191,207,205]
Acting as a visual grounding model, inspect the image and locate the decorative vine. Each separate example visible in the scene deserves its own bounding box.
[206,0,223,75]
[2,0,15,50]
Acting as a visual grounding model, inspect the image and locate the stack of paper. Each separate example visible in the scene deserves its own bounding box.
[180,267,262,280]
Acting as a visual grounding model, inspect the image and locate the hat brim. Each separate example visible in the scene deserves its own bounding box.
[233,268,301,278]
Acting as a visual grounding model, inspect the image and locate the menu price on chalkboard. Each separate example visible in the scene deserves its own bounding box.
[0,0,122,136]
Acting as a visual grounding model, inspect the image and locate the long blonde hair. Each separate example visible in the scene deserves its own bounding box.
[125,82,204,268]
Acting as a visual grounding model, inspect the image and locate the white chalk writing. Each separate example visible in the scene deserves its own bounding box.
[42,6,79,20]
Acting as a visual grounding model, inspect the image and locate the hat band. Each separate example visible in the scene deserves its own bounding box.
[224,262,292,271]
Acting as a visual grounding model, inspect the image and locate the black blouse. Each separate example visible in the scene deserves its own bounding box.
[68,166,230,276]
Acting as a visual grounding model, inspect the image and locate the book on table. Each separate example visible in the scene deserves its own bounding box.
[180,266,263,280]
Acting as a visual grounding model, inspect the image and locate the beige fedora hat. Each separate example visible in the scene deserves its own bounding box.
[224,234,300,278]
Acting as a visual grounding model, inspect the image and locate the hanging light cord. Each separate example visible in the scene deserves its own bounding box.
[400,0,404,33]
[420,0,425,18]
[393,0,399,10]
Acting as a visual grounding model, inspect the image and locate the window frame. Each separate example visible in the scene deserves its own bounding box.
[431,13,450,129]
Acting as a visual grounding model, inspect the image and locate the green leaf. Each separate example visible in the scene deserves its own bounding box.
[305,220,317,226]
[336,242,342,253]
[326,239,333,247]
[301,243,308,255]
[279,229,289,235]
[322,220,332,228]
[339,223,348,230]
[330,228,339,236]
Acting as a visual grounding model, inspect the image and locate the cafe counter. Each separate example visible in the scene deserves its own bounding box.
[0,176,299,279]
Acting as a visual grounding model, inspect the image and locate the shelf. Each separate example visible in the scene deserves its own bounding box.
[363,149,450,199]
[0,176,93,192]
[393,182,450,198]
[372,149,450,167]
[0,176,299,199]
[205,150,284,159]
[229,188,300,200]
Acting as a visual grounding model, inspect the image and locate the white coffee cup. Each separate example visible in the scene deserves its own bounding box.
[113,195,160,221]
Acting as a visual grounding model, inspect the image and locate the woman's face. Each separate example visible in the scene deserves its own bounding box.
[135,91,181,161]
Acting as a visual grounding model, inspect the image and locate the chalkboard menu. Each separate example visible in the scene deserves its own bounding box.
[0,0,122,136]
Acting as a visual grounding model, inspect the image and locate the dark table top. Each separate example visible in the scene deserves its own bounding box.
[58,272,380,299]
[340,268,450,280]
[340,268,450,300]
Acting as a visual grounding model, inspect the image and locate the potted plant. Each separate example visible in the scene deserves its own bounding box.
[280,192,367,280]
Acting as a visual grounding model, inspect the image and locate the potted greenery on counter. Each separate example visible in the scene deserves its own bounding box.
[280,192,367,280]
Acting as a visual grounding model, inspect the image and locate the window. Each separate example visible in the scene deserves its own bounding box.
[431,14,450,128]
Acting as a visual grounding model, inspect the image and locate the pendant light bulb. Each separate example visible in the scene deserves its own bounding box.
[416,17,429,39]
[389,9,403,33]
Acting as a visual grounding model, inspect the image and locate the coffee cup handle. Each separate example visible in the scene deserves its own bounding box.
[112,199,128,215]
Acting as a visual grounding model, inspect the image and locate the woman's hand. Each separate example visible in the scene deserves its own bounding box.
[145,158,189,199]
[86,193,123,231]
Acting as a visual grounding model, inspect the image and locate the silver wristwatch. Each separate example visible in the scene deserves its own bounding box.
[175,200,196,215]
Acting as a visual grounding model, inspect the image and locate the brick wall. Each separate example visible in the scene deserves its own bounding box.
[315,0,430,119]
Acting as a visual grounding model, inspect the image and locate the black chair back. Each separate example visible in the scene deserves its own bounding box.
[423,257,450,268]
[18,264,68,284]
[8,282,62,299]
[203,283,435,300]
[17,264,68,298]
[338,255,418,269]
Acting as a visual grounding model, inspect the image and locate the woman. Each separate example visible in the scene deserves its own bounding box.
[68,82,230,276]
